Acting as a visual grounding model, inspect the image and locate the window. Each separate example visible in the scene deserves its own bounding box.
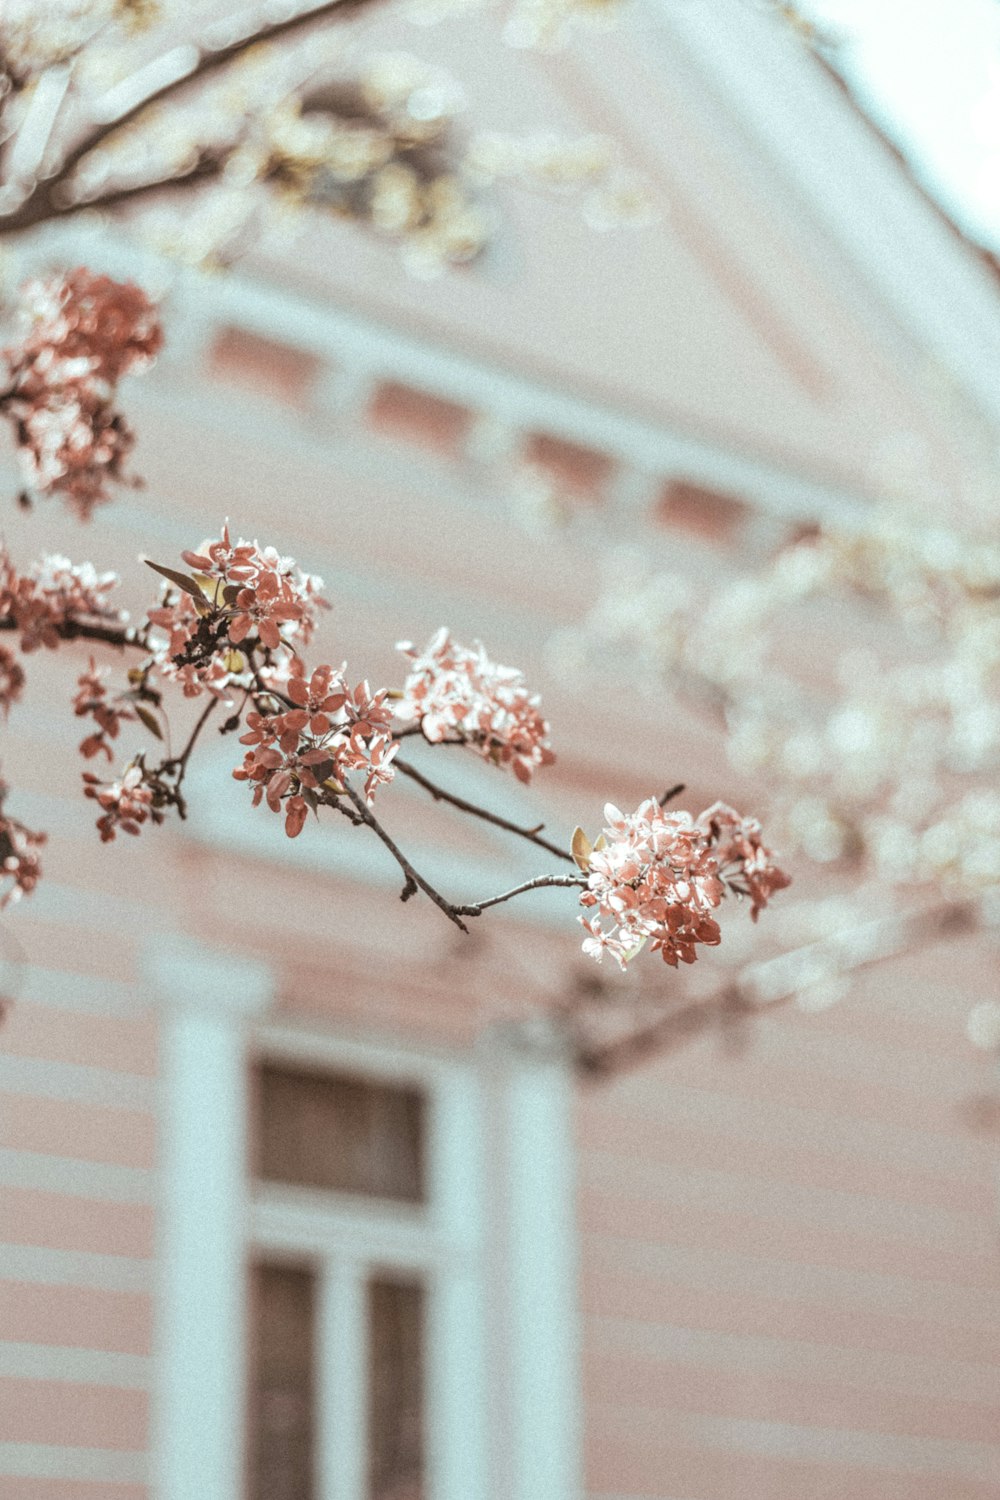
[247,1056,432,1500]
[149,937,582,1500]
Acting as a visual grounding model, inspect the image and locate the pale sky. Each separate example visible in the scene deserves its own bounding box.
[799,0,1000,250]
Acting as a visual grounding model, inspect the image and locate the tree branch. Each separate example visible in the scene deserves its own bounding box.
[574,897,978,1077]
[0,615,149,651]
[452,872,586,917]
[395,754,573,863]
[338,777,470,933]
[0,0,385,236]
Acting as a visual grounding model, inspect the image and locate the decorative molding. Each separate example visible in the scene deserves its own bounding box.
[651,0,1000,431]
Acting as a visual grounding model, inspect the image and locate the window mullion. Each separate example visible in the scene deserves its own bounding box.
[318,1256,368,1500]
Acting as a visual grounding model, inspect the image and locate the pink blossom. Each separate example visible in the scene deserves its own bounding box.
[0,646,25,717]
[397,628,554,783]
[0,774,45,907]
[3,268,162,519]
[82,764,158,842]
[147,526,330,695]
[0,547,122,652]
[579,798,725,970]
[11,269,162,385]
[578,797,789,969]
[233,666,398,834]
[696,801,791,920]
[73,658,134,761]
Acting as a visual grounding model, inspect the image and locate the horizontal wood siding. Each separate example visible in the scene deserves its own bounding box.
[577,952,1000,1498]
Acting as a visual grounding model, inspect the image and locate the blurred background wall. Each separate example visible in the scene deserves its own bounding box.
[1,2,1000,1497]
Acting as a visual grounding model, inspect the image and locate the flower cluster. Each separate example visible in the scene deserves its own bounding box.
[578,797,788,969]
[0,646,25,717]
[0,775,45,908]
[0,547,122,651]
[3,269,162,518]
[234,665,398,834]
[697,801,791,920]
[73,659,135,760]
[82,764,159,842]
[146,525,328,696]
[397,628,554,783]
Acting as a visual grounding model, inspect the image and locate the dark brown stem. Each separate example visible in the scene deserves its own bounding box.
[395,755,573,863]
[452,872,586,917]
[0,0,385,237]
[169,695,217,788]
[659,783,686,807]
[0,614,149,650]
[339,777,469,933]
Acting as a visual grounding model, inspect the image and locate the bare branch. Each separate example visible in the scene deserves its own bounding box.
[338,777,470,933]
[395,755,573,863]
[452,871,587,917]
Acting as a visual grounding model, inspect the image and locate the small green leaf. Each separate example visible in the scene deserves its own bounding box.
[143,560,206,602]
[571,826,593,871]
[134,703,163,740]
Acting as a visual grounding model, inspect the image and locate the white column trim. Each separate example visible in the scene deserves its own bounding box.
[318,1258,367,1500]
[480,1020,583,1500]
[146,938,274,1500]
[427,1060,490,1500]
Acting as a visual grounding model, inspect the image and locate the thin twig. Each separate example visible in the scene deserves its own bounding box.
[659,783,686,807]
[395,755,573,863]
[171,695,217,785]
[453,872,586,917]
[339,778,469,933]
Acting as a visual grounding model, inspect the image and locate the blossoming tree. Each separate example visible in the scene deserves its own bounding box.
[0,266,789,976]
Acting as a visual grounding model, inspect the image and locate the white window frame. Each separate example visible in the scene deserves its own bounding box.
[146,937,582,1500]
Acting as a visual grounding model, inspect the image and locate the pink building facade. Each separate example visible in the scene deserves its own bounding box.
[2,2,1000,1496]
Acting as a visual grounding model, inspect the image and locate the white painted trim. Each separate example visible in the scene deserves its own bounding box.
[0,1147,153,1202]
[0,1342,149,1387]
[20,220,872,527]
[250,1190,443,1272]
[426,1060,490,1500]
[318,1258,367,1500]
[479,1023,582,1500]
[0,1443,146,1483]
[651,0,1000,429]
[146,937,274,1500]
[257,1019,457,1087]
[15,966,143,1017]
[0,1243,151,1293]
[0,1055,153,1110]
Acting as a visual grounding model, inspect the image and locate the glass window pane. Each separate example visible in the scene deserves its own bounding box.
[248,1262,315,1500]
[253,1062,426,1203]
[368,1277,425,1500]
